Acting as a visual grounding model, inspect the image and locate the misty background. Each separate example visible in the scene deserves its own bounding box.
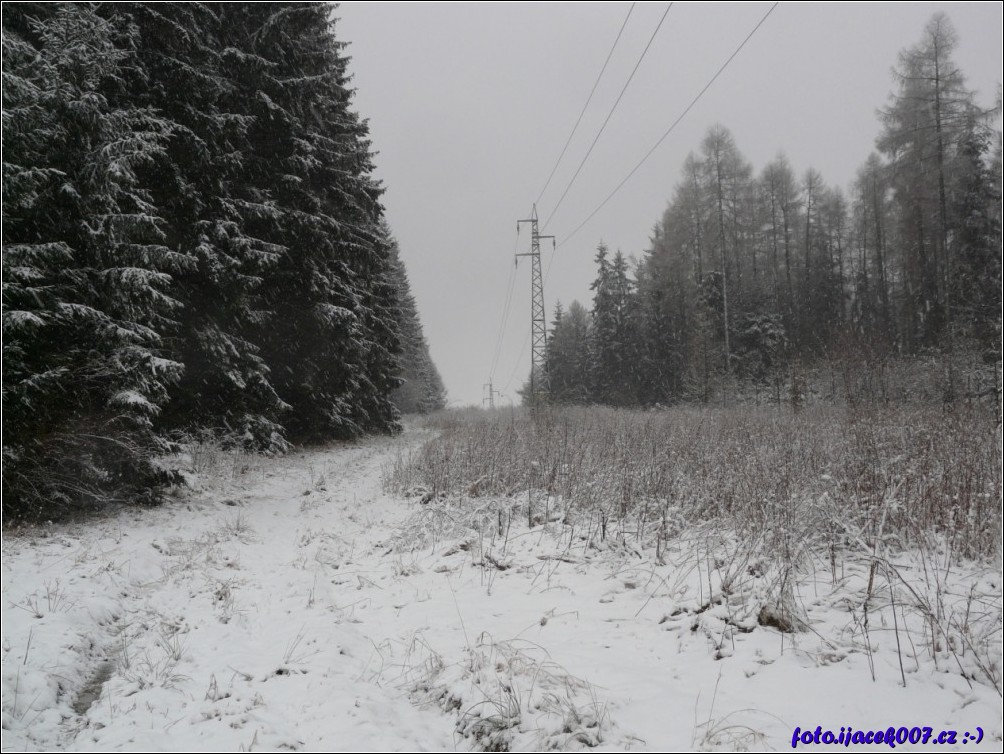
[336,1,1002,406]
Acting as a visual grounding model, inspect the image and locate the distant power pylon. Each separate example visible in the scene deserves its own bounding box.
[482,380,500,409]
[517,206,554,406]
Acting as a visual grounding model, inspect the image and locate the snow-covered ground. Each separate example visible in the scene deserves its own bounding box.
[3,427,1001,751]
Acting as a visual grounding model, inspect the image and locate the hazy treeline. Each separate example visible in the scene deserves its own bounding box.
[536,14,1001,407]
[3,2,444,518]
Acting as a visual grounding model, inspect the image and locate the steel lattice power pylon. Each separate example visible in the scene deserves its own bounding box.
[516,205,554,406]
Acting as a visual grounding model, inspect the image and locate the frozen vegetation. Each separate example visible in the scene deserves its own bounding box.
[3,407,1000,751]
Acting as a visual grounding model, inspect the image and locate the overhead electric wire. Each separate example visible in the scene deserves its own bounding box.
[502,327,531,395]
[555,1,780,251]
[534,2,636,208]
[488,225,521,383]
[487,261,516,380]
[503,2,779,399]
[541,2,674,231]
[495,6,643,395]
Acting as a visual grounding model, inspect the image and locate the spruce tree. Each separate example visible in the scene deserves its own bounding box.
[545,301,592,405]
[636,223,689,404]
[3,3,183,517]
[215,3,400,442]
[387,234,447,414]
[589,245,640,406]
[108,2,290,451]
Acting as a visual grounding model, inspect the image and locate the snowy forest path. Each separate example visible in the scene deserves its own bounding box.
[2,428,458,751]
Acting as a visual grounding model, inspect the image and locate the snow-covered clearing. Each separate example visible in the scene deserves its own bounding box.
[3,427,1001,751]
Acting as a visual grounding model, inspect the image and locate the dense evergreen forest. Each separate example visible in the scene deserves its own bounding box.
[2,2,445,519]
[534,14,1001,408]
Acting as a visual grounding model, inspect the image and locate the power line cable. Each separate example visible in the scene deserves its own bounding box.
[534,3,636,208]
[517,2,779,399]
[488,224,521,381]
[498,6,653,398]
[488,262,516,380]
[541,2,674,230]
[556,1,780,251]
[502,327,531,395]
[501,6,640,398]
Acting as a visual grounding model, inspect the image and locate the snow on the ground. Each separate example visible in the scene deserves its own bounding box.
[2,427,1001,751]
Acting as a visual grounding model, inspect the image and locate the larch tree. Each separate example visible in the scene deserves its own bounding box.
[878,12,977,355]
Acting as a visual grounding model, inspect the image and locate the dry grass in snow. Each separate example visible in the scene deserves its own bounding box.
[2,405,1001,751]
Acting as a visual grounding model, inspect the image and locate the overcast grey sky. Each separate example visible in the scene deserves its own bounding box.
[335,2,1002,407]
